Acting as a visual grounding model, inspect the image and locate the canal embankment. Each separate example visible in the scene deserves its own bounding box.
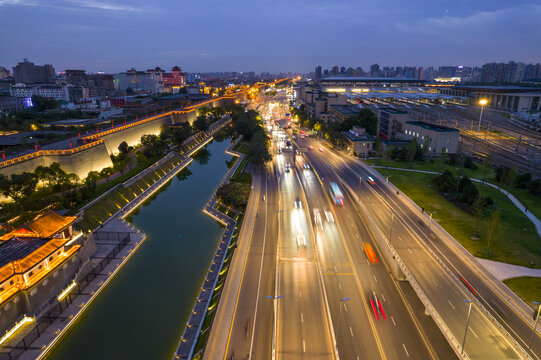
[173,136,246,360]
[11,117,232,360]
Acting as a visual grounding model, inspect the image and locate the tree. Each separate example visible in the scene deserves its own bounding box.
[170,124,192,145]
[482,152,492,183]
[194,115,209,131]
[0,172,38,201]
[374,137,382,157]
[118,141,129,154]
[485,210,501,256]
[31,95,60,111]
[471,196,484,238]
[141,134,158,146]
[178,87,188,95]
[246,130,272,165]
[406,139,417,166]
[126,87,134,95]
[505,168,518,195]
[216,182,250,210]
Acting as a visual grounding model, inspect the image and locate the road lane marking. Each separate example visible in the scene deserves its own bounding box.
[398,236,403,242]
[366,259,370,266]
[301,313,304,323]
[349,326,354,337]
[331,249,334,257]
[344,303,348,312]
[382,294,386,302]
[407,248,413,254]
[448,300,455,310]
[338,282,342,291]
[303,340,306,352]
[431,279,439,287]
[373,275,378,283]
[403,344,410,357]
[391,316,396,326]
[471,328,479,338]
[334,265,338,273]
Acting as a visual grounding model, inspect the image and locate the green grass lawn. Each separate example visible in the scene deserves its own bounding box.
[366,158,541,220]
[376,169,541,268]
[503,277,541,310]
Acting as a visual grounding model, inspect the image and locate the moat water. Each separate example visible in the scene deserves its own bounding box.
[47,139,232,360]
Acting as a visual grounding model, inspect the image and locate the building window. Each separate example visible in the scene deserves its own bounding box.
[30,288,37,296]
[5,303,11,311]
[29,271,34,277]
[9,280,14,285]
[53,271,58,278]
[49,256,54,262]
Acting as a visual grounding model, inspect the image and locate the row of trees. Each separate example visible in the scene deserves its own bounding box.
[495,166,541,196]
[229,109,272,165]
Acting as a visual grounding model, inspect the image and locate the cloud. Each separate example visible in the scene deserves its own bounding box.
[0,0,37,6]
[70,0,148,12]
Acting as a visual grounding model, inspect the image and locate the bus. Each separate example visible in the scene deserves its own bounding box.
[300,130,305,139]
[329,182,344,206]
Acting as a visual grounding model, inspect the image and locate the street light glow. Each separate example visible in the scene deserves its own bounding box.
[479,99,488,106]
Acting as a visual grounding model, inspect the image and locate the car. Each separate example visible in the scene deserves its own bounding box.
[294,197,302,208]
[304,163,310,169]
[308,145,314,150]
[277,148,282,154]
[285,162,290,172]
[296,231,307,247]
[313,208,323,229]
[363,243,378,264]
[367,176,376,185]
[324,209,334,223]
[319,147,324,152]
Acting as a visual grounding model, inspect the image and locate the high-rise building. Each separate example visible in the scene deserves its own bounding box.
[369,64,380,77]
[331,66,339,75]
[315,65,322,81]
[12,59,56,84]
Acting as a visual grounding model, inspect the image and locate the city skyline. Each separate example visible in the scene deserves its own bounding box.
[1,0,540,73]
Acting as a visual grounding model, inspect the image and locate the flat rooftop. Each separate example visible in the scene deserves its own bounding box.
[330,104,360,115]
[322,76,423,83]
[379,107,407,114]
[406,121,459,132]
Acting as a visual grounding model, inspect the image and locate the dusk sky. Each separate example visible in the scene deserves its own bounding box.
[1,0,540,73]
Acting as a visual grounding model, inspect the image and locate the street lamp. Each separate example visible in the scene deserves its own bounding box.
[336,297,351,346]
[461,299,473,355]
[529,301,541,350]
[476,99,488,137]
[389,211,395,245]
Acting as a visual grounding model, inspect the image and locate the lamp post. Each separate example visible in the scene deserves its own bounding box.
[389,211,395,245]
[461,299,473,355]
[476,99,488,137]
[529,301,541,350]
[336,297,350,347]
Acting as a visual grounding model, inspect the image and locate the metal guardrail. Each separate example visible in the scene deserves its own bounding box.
[365,169,535,360]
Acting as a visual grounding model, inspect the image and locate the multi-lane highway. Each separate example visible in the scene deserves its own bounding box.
[206,100,454,360]
[294,126,536,359]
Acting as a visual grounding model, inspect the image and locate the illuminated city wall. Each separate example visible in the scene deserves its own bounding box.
[0,141,113,179]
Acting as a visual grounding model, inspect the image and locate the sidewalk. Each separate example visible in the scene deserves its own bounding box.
[202,171,261,360]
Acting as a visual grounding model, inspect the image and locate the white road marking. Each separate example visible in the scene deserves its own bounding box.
[366,259,370,266]
[403,344,410,357]
[349,326,354,337]
[391,316,396,326]
[432,279,439,287]
[344,303,348,312]
[303,340,306,352]
[382,294,386,302]
[301,313,304,323]
[299,291,302,299]
[418,263,424,269]
[338,282,342,291]
[407,248,413,254]
[373,275,378,283]
[448,300,455,310]
[471,328,479,338]
[330,249,334,257]
[398,236,403,242]
[334,265,338,273]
